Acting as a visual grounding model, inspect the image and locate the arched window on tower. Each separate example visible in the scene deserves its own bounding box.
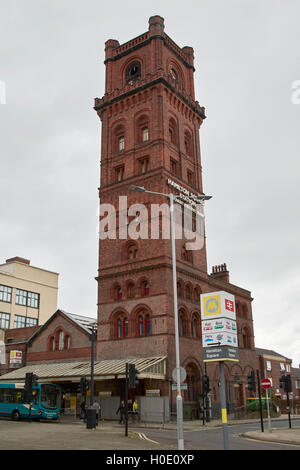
[242,326,251,349]
[191,314,200,339]
[125,61,141,84]
[114,285,123,301]
[169,117,178,146]
[136,115,149,144]
[142,281,150,297]
[184,130,193,157]
[113,124,126,153]
[116,316,128,339]
[127,282,135,299]
[127,242,138,260]
[137,311,151,336]
[179,310,187,337]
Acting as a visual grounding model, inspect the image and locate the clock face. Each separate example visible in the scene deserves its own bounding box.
[126,62,141,83]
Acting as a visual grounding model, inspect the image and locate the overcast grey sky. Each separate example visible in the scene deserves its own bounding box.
[1,1,299,366]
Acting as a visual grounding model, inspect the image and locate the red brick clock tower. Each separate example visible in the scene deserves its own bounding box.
[94,16,257,411]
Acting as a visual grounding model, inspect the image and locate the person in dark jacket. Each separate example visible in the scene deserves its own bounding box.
[116,400,126,424]
[80,400,86,421]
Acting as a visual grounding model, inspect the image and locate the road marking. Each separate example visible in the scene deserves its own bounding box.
[242,436,300,448]
[138,432,159,444]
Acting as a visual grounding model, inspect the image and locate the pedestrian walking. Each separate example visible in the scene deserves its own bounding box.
[132,399,138,422]
[116,400,126,424]
[93,400,101,425]
[80,400,86,421]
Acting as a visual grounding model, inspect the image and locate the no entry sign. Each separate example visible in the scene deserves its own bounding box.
[261,378,271,389]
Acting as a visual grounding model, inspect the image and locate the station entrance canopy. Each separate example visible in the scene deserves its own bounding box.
[0,356,167,383]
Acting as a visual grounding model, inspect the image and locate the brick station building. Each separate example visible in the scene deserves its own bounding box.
[94,15,258,418]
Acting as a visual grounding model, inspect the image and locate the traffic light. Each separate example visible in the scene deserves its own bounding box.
[32,374,39,387]
[279,375,285,390]
[128,364,139,389]
[285,374,292,393]
[202,374,210,395]
[80,377,90,394]
[247,370,256,392]
[24,372,33,403]
[280,374,292,393]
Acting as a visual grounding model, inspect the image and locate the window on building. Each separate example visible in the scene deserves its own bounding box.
[115,286,123,301]
[0,285,12,303]
[141,281,150,297]
[286,364,291,372]
[191,315,199,339]
[58,330,64,351]
[179,311,187,337]
[127,242,138,260]
[0,312,10,329]
[185,285,191,301]
[13,315,26,329]
[125,61,141,84]
[187,170,194,187]
[139,157,149,174]
[117,316,128,339]
[170,158,178,175]
[13,315,37,328]
[49,336,55,351]
[142,127,149,142]
[27,292,39,309]
[66,335,71,350]
[115,165,124,182]
[137,312,151,336]
[169,118,178,146]
[15,289,39,309]
[127,282,135,299]
[266,360,272,371]
[241,326,251,349]
[25,317,38,327]
[118,136,125,151]
[177,282,183,298]
[184,130,193,157]
[280,363,285,372]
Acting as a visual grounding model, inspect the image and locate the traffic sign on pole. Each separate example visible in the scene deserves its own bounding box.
[261,378,271,390]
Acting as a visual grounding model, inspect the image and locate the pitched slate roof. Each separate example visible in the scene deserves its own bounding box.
[27,309,97,345]
[255,347,292,361]
[0,356,167,382]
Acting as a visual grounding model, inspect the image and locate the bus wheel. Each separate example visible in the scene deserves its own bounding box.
[11,410,20,421]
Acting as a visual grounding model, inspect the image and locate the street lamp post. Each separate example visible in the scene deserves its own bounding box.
[89,323,97,406]
[129,185,211,450]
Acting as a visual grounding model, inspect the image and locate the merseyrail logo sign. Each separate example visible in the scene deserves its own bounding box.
[204,295,221,316]
[201,291,236,320]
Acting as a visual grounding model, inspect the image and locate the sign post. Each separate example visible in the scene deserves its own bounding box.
[256,370,264,432]
[261,378,272,433]
[201,291,239,451]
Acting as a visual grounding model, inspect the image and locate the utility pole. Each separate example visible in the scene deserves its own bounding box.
[125,363,129,437]
[219,362,229,450]
[256,370,264,432]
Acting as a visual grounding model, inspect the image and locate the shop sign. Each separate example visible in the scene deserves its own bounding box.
[9,350,22,368]
[145,389,161,397]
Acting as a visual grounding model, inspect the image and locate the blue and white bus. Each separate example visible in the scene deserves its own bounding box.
[0,382,61,420]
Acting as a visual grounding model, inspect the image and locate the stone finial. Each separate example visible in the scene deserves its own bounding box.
[148,15,165,35]
[105,39,120,59]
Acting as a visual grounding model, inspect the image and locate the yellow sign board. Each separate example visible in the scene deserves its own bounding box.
[202,294,221,317]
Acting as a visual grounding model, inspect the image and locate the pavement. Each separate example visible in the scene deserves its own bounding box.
[59,413,300,447]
